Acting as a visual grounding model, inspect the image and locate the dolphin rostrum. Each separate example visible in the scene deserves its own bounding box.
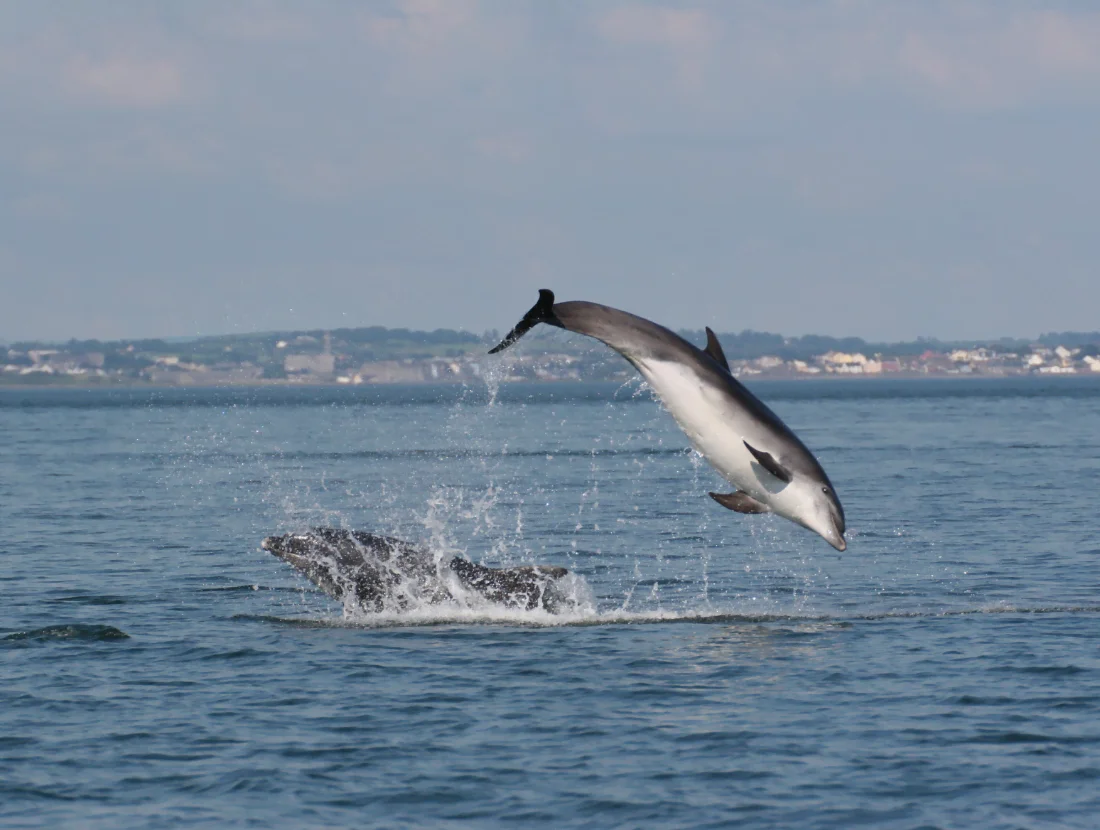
[489,290,847,550]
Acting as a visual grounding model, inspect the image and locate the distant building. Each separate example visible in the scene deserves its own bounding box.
[79,352,106,368]
[143,364,263,385]
[358,360,426,383]
[284,353,335,375]
[1053,345,1078,367]
[24,350,106,373]
[820,351,869,373]
[821,351,867,366]
[950,348,989,364]
[28,350,59,364]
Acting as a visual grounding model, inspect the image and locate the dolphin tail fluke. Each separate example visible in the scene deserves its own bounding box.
[488,289,562,353]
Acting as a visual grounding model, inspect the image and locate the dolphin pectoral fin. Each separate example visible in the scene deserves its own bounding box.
[489,289,562,353]
[704,327,730,372]
[742,440,793,483]
[709,491,771,514]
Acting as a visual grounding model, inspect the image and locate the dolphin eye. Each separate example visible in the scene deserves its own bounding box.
[821,486,830,494]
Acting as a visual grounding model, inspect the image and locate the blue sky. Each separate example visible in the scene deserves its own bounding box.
[1,1,1098,342]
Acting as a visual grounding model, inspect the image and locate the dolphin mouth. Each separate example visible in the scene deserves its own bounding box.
[261,536,296,560]
[827,520,847,552]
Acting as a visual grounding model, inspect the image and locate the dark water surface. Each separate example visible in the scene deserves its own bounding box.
[2,378,1098,828]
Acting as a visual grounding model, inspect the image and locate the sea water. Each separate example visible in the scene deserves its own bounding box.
[1,378,1098,828]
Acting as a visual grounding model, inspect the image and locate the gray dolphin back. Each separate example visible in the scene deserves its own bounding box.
[491,289,700,368]
[489,289,819,473]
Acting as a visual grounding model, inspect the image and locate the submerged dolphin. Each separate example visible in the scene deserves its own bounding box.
[489,290,847,550]
[262,527,578,613]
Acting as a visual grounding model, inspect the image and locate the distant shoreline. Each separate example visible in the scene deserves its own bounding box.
[3,371,1099,390]
[8,325,1098,385]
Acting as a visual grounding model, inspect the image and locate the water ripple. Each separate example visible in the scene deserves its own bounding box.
[2,624,130,643]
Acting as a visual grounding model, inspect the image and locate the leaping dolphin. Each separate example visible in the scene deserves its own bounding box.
[489,290,847,551]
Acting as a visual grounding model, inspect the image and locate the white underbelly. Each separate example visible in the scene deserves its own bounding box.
[636,359,766,497]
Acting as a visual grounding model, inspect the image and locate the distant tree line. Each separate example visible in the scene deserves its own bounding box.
[330,327,480,345]
[5,326,1100,364]
[1037,331,1100,348]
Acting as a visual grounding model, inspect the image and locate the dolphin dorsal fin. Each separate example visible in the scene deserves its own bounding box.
[743,440,792,483]
[704,327,730,372]
[709,491,771,514]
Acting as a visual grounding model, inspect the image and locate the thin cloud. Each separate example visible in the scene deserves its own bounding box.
[898,9,1100,108]
[595,6,713,50]
[64,55,186,108]
[362,0,480,48]
[210,4,316,43]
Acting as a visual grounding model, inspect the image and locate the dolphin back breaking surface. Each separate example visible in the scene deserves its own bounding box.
[262,528,585,614]
[490,289,848,551]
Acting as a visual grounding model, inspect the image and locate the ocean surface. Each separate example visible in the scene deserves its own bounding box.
[2,377,1099,829]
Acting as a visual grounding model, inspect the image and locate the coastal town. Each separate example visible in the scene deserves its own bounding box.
[3,326,1099,386]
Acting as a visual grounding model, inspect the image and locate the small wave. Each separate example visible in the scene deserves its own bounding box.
[51,595,129,606]
[236,603,1100,630]
[964,730,1098,746]
[233,614,358,629]
[850,604,1100,621]
[198,647,268,661]
[234,608,841,630]
[198,584,323,594]
[82,446,691,464]
[2,624,130,642]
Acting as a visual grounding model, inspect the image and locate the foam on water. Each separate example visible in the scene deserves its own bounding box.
[240,602,1100,632]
